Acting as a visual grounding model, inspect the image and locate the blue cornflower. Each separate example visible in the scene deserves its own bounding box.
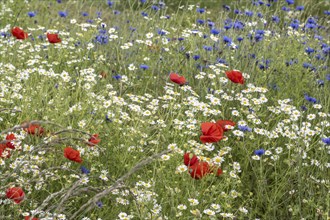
[196,8,205,14]
[255,34,263,42]
[304,94,317,103]
[196,19,205,25]
[113,10,120,15]
[237,36,244,42]
[86,19,94,23]
[157,29,167,36]
[272,16,280,23]
[301,105,307,111]
[254,149,265,156]
[203,45,212,51]
[324,11,330,15]
[105,115,112,122]
[96,11,102,18]
[158,2,165,8]
[317,79,324,86]
[233,20,244,30]
[210,29,220,35]
[234,9,241,14]
[322,46,330,55]
[224,22,233,30]
[257,12,263,18]
[152,5,160,11]
[282,6,291,11]
[223,5,230,11]
[303,62,313,69]
[57,0,61,3]
[82,12,89,17]
[28,11,36,17]
[238,125,252,132]
[140,0,147,3]
[107,0,113,7]
[326,74,330,81]
[314,35,323,40]
[193,55,200,60]
[96,201,103,208]
[290,19,300,30]
[95,34,109,44]
[140,64,149,70]
[217,58,227,65]
[286,0,294,5]
[207,21,215,28]
[58,11,68,17]
[305,47,315,54]
[321,138,330,145]
[80,166,90,175]
[296,5,304,11]
[223,36,232,44]
[245,10,253,16]
[113,75,122,80]
[141,11,148,17]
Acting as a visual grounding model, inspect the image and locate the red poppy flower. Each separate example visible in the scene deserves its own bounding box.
[225,70,244,84]
[24,217,39,220]
[0,144,10,158]
[6,133,16,149]
[47,33,61,43]
[216,120,236,132]
[6,187,25,204]
[24,123,44,136]
[87,134,101,146]
[64,147,83,163]
[188,161,211,179]
[184,153,198,167]
[170,73,186,85]
[215,167,223,176]
[200,122,224,143]
[11,27,28,40]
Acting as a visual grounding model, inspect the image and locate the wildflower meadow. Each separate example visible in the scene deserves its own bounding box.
[0,0,329,219]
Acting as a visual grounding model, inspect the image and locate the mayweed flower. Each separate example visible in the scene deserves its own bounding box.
[216,120,235,131]
[254,149,265,156]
